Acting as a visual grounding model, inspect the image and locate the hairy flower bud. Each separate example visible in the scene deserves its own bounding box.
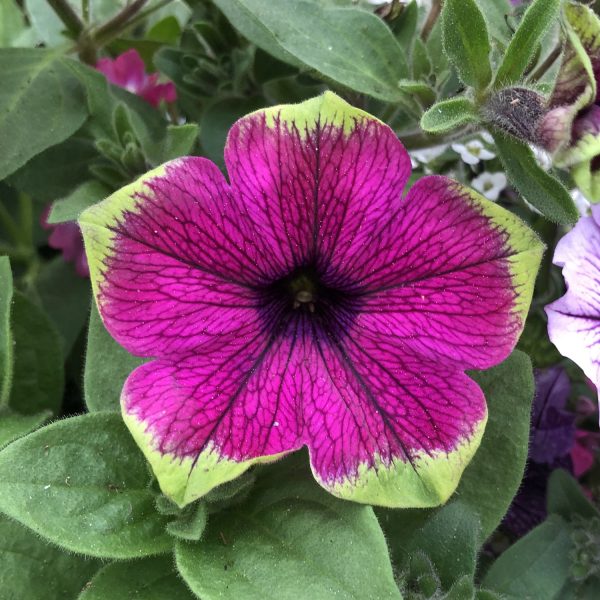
[483,87,547,145]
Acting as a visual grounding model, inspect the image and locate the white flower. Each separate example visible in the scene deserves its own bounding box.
[452,140,496,165]
[572,188,592,217]
[410,143,449,165]
[471,172,507,201]
[480,131,495,145]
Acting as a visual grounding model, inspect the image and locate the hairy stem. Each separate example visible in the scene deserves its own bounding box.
[93,0,149,46]
[47,0,84,36]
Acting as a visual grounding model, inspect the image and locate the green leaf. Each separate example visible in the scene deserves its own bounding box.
[214,0,409,101]
[9,291,63,416]
[7,136,99,202]
[411,502,481,591]
[547,469,600,522]
[0,49,88,180]
[200,96,265,169]
[85,303,145,413]
[392,0,418,54]
[78,556,196,600]
[33,256,90,356]
[421,98,479,133]
[379,351,535,555]
[442,0,492,90]
[475,0,512,45]
[483,516,573,599]
[0,413,172,558]
[412,38,432,81]
[494,133,579,225]
[0,514,100,600]
[159,124,199,161]
[166,502,207,542]
[0,408,51,449]
[0,256,13,408]
[48,181,111,225]
[495,0,561,85]
[175,456,402,600]
[0,0,27,47]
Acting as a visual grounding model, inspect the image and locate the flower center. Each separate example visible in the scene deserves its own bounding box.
[289,272,318,312]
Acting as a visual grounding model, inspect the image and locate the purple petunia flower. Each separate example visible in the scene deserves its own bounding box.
[79,93,543,507]
[40,207,89,278]
[96,49,176,108]
[546,206,600,404]
[504,367,576,537]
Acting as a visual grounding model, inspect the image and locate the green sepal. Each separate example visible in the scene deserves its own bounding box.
[166,502,208,541]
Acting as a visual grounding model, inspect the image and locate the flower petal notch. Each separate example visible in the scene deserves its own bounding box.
[80,92,544,508]
[546,206,600,399]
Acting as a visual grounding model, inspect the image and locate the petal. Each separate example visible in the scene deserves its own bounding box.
[224,92,411,275]
[79,158,278,357]
[347,177,543,369]
[122,316,305,507]
[302,322,487,507]
[546,208,600,388]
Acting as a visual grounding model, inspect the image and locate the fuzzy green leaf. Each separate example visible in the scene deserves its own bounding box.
[0,514,100,600]
[9,291,63,416]
[166,502,207,542]
[0,408,51,449]
[0,49,88,180]
[48,181,111,225]
[494,133,579,224]
[85,303,145,412]
[547,469,600,522]
[214,0,409,101]
[0,413,172,558]
[78,556,195,600]
[483,516,573,598]
[495,0,561,85]
[442,0,492,90]
[421,98,479,133]
[175,455,402,600]
[0,256,13,408]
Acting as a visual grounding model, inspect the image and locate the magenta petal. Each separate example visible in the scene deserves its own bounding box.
[352,176,540,369]
[225,104,412,276]
[546,206,600,392]
[84,157,282,357]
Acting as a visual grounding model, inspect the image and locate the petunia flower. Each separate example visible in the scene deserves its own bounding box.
[96,49,177,108]
[409,143,449,166]
[471,172,507,201]
[40,207,89,278]
[504,367,576,537]
[80,93,543,508]
[451,140,496,165]
[536,2,600,201]
[546,205,600,402]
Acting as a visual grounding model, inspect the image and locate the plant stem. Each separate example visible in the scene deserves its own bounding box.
[93,0,149,46]
[47,0,84,36]
[421,0,442,42]
[82,0,90,25]
[529,44,563,83]
[0,203,21,245]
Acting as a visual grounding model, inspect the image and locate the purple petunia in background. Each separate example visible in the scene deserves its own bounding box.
[504,368,576,537]
[546,206,600,410]
[79,92,543,508]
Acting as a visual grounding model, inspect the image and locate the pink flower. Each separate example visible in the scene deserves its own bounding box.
[41,207,89,278]
[79,93,543,508]
[96,49,176,108]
